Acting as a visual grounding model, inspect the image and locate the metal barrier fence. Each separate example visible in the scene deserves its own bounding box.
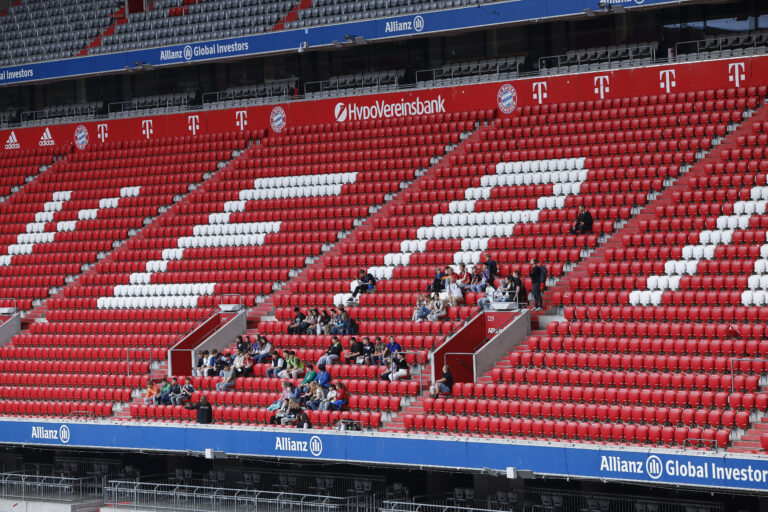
[0,472,102,503]
[382,487,725,512]
[104,479,380,512]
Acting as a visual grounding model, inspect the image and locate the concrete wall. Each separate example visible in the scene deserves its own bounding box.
[183,309,248,375]
[0,313,21,346]
[474,310,530,379]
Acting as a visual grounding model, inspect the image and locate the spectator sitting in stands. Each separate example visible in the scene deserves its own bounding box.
[381,353,409,382]
[411,294,431,322]
[465,264,481,291]
[154,378,171,404]
[479,275,513,310]
[296,411,312,429]
[301,363,317,385]
[215,351,231,377]
[280,351,305,379]
[232,349,247,377]
[570,205,593,234]
[372,337,387,365]
[300,381,319,406]
[430,364,454,398]
[319,383,338,411]
[161,377,181,405]
[185,395,212,424]
[317,309,332,335]
[346,337,363,364]
[143,379,158,405]
[235,335,249,354]
[254,337,273,364]
[328,307,347,334]
[172,378,195,405]
[314,364,331,389]
[307,382,327,410]
[350,269,377,301]
[470,263,488,293]
[317,336,343,366]
[265,350,286,378]
[287,307,307,334]
[241,351,254,377]
[199,349,219,377]
[361,337,375,365]
[385,335,401,358]
[192,350,209,377]
[426,266,445,294]
[216,367,236,392]
[455,263,471,289]
[268,381,295,411]
[427,296,447,321]
[303,308,319,334]
[330,311,357,335]
[443,275,465,306]
[271,397,301,425]
[331,382,349,411]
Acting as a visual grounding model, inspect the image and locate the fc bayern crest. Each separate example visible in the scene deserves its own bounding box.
[74,125,89,150]
[270,106,286,133]
[497,84,518,115]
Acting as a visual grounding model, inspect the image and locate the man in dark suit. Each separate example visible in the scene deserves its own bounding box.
[571,205,593,234]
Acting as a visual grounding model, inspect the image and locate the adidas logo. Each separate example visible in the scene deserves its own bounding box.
[4,131,19,150]
[38,127,55,147]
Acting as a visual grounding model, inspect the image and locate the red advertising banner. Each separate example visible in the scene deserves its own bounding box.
[2,55,766,155]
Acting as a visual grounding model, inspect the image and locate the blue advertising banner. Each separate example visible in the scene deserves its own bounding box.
[3,419,767,493]
[0,0,689,86]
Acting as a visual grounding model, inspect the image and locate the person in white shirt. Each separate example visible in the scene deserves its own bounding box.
[446,275,464,306]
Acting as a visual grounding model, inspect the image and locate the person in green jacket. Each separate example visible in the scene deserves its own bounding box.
[301,363,317,385]
[280,351,306,379]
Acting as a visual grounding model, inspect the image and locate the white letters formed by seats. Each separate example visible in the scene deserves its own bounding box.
[333,158,587,305]
[629,182,768,306]
[0,188,136,266]
[222,172,357,213]
[96,173,355,309]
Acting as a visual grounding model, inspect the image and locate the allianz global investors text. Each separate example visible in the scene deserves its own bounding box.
[601,455,768,483]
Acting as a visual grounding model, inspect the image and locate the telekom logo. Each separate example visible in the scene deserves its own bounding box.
[729,62,746,88]
[141,120,154,139]
[532,81,548,105]
[187,115,200,135]
[593,76,610,99]
[235,110,248,131]
[97,124,108,143]
[659,69,676,93]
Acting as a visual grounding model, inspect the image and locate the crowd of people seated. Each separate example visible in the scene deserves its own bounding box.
[144,377,195,406]
[288,306,359,335]
[413,252,549,314]
[174,331,412,427]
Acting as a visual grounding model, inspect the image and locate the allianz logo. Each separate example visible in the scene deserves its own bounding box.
[385,15,424,34]
[274,435,322,457]
[31,425,70,444]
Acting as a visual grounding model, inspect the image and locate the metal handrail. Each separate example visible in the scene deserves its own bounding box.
[396,349,426,391]
[728,357,768,394]
[125,347,153,376]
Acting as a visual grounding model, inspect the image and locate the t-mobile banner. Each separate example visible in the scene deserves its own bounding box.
[0,55,764,155]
